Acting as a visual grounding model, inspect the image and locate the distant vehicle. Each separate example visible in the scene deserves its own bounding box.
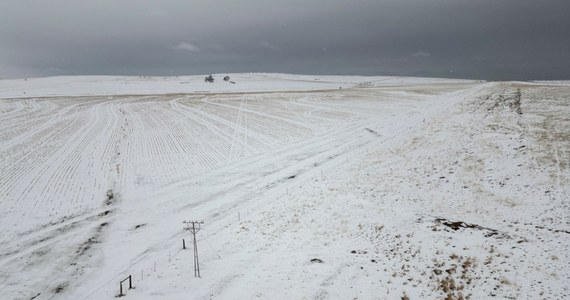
[205,75,214,83]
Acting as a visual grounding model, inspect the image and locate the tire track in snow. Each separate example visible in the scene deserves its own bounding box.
[170,97,250,156]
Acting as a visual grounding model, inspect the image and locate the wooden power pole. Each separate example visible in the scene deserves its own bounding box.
[183,220,204,277]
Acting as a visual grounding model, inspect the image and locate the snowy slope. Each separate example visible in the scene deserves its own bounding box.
[0,75,568,300]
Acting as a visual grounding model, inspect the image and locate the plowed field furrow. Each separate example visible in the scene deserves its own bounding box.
[246,95,320,123]
[165,99,236,165]
[222,95,326,144]
[0,98,105,147]
[275,97,326,126]
[117,101,202,189]
[171,97,255,151]
[142,106,201,177]
[148,103,228,170]
[203,99,312,144]
[23,101,108,213]
[97,102,123,171]
[0,98,107,162]
[0,99,47,123]
[0,101,61,145]
[295,96,358,120]
[0,113,86,204]
[56,102,119,202]
[152,107,191,156]
[201,97,315,134]
[119,102,149,179]
[0,98,125,232]
[0,100,23,114]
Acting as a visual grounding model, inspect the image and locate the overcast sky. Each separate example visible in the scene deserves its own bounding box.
[1,0,569,80]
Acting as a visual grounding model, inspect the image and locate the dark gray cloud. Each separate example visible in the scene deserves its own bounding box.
[1,0,569,80]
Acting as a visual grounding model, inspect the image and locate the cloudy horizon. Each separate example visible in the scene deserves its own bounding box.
[1,0,569,80]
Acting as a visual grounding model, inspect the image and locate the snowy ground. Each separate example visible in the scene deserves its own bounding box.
[0,74,568,299]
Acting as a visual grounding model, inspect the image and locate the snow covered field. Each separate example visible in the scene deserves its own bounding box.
[0,74,568,299]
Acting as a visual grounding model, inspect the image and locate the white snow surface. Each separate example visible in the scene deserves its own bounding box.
[0,74,568,299]
[0,73,472,99]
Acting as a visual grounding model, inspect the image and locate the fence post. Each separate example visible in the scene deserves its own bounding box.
[118,275,133,297]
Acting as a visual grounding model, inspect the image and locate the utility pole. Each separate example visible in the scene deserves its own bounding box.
[183,220,204,277]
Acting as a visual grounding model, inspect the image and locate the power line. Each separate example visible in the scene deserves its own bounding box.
[183,220,204,277]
